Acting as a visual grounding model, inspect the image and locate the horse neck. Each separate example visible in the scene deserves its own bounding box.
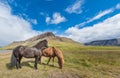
[52,47,64,69]
[33,44,41,49]
[52,47,64,63]
[33,42,47,49]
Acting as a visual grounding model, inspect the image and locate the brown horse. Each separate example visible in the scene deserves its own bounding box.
[41,47,64,69]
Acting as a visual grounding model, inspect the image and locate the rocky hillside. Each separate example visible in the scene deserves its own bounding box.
[2,32,81,49]
[85,39,120,46]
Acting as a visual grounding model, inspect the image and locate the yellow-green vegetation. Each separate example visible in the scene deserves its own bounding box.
[0,41,120,78]
[0,35,120,78]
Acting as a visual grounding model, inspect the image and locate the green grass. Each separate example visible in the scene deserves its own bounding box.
[0,45,120,78]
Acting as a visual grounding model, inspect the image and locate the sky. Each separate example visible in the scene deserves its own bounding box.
[0,0,120,46]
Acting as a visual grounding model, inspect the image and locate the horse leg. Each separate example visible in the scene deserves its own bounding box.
[16,62,18,69]
[52,57,55,66]
[16,58,19,69]
[18,56,22,68]
[58,59,62,69]
[47,57,51,65]
[39,56,42,64]
[34,57,38,69]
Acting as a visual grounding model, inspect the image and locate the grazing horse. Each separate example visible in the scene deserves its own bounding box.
[11,39,48,69]
[42,47,64,69]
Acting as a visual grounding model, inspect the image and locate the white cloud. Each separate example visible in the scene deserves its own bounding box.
[0,2,40,46]
[76,9,114,28]
[45,12,66,24]
[87,9,114,23]
[65,0,84,14]
[46,17,51,24]
[76,3,120,28]
[65,13,120,43]
[29,19,38,25]
[51,13,66,24]
[116,3,120,9]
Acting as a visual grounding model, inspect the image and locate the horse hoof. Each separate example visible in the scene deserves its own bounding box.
[59,67,62,69]
[52,65,54,67]
[17,68,20,70]
[34,68,38,70]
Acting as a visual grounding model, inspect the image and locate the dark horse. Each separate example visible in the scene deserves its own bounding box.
[11,39,48,69]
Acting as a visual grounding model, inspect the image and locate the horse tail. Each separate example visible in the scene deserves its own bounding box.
[52,47,64,69]
[10,50,17,67]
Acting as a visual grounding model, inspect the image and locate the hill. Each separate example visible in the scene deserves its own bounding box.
[1,32,81,50]
[85,38,120,46]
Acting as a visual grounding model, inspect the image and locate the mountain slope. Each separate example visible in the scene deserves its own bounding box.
[85,38,120,46]
[1,32,82,50]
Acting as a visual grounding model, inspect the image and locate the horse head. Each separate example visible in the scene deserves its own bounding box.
[33,39,48,49]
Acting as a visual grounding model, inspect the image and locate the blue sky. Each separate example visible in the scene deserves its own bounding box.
[0,0,120,46]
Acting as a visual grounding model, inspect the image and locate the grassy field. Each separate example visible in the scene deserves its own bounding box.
[0,44,120,78]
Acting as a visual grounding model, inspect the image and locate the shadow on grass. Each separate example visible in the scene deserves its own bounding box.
[6,60,35,70]
[6,63,16,70]
[42,63,59,69]
[21,60,34,68]
[6,61,59,70]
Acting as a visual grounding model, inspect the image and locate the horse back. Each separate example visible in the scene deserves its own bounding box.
[22,48,42,58]
[42,47,55,57]
[13,45,42,58]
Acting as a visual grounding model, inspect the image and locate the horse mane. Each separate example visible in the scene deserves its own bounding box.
[33,39,48,49]
[52,47,64,68]
[13,45,25,52]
